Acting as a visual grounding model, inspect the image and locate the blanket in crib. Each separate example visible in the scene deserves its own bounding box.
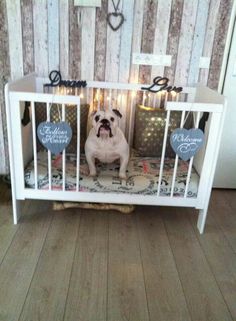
[24,152,199,197]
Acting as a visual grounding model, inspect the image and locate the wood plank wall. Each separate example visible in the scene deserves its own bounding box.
[0,0,233,174]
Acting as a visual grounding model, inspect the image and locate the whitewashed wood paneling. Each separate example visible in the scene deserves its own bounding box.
[199,0,221,85]
[188,0,210,86]
[33,0,48,76]
[81,7,96,80]
[105,0,123,82]
[129,0,144,83]
[6,0,23,79]
[175,0,199,85]
[118,0,135,83]
[21,0,34,74]
[151,0,172,79]
[59,0,69,78]
[48,0,60,71]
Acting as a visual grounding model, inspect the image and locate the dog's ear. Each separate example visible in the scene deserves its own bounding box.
[112,109,122,118]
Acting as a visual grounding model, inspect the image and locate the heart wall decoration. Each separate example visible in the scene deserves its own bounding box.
[37,122,72,155]
[170,128,204,161]
[107,12,124,31]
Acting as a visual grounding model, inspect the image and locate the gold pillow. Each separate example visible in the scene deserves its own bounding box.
[133,105,192,158]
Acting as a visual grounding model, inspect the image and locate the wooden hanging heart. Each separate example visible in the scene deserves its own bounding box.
[107,12,124,31]
[37,121,72,155]
[170,128,204,161]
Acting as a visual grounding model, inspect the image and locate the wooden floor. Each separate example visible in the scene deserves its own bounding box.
[0,179,236,321]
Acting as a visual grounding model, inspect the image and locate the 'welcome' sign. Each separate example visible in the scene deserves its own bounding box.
[170,128,204,161]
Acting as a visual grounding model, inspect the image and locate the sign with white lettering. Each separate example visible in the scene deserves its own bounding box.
[132,53,172,66]
[37,122,72,155]
[170,128,204,161]
[74,0,101,7]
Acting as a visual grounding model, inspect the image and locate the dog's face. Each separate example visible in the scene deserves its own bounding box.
[91,109,122,138]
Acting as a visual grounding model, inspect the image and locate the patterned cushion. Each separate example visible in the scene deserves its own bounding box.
[133,105,193,158]
[24,151,199,197]
[35,103,89,153]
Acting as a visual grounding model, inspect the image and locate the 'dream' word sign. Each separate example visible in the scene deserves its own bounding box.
[37,122,72,155]
[170,128,204,161]
[44,70,87,88]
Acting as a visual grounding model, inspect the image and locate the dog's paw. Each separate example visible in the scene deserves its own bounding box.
[89,171,97,177]
[119,173,127,180]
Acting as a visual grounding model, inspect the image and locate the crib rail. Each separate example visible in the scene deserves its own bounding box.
[5,75,226,216]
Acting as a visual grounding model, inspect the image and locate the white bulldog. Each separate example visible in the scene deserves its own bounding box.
[85,109,130,179]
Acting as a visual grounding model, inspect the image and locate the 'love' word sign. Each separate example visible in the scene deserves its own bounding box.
[170,128,204,161]
[141,76,183,94]
[37,122,72,155]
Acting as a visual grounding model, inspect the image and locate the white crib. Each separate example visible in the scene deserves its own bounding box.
[5,73,226,233]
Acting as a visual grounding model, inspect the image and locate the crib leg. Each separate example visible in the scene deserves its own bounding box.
[12,198,21,224]
[197,207,208,234]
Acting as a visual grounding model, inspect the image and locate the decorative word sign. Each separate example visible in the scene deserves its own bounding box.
[44,70,87,88]
[74,0,101,6]
[141,76,183,94]
[37,122,72,155]
[132,53,172,66]
[170,128,204,161]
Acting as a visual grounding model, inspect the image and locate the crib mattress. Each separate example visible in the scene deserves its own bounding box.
[24,151,199,197]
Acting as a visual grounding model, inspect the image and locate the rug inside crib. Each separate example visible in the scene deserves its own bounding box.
[24,151,199,197]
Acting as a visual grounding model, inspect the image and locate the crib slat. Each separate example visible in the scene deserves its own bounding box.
[156,92,161,108]
[62,104,66,191]
[76,103,80,192]
[120,90,127,133]
[128,91,136,145]
[142,91,146,106]
[152,93,156,108]
[184,111,201,198]
[46,102,52,191]
[163,91,168,109]
[108,89,112,110]
[147,93,151,106]
[97,88,100,111]
[170,111,186,197]
[86,87,89,106]
[31,101,38,189]
[157,109,171,196]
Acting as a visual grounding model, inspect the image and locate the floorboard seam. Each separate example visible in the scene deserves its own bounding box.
[187,212,235,321]
[209,206,236,255]
[17,211,54,321]
[0,219,19,267]
[105,212,109,321]
[62,210,82,321]
[161,210,194,321]
[0,185,20,267]
[135,211,151,321]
